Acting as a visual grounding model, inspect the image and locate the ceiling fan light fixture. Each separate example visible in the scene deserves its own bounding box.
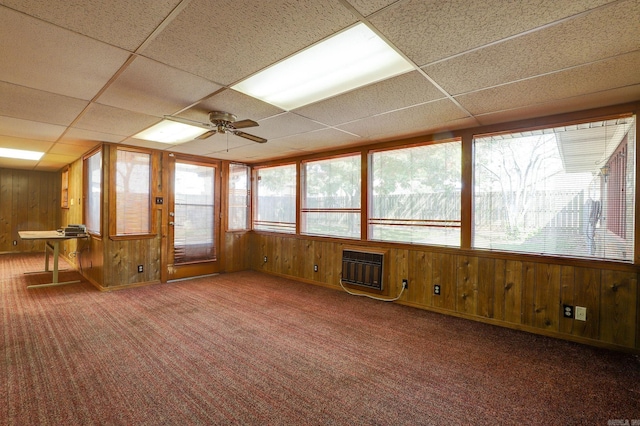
[231,23,413,111]
[0,147,44,161]
[133,118,210,144]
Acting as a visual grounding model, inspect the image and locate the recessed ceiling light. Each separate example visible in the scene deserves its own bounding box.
[133,118,209,144]
[0,147,44,161]
[232,23,414,111]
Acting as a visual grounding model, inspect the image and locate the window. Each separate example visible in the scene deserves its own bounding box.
[61,167,69,208]
[228,163,250,231]
[254,164,296,233]
[369,141,461,245]
[84,149,102,235]
[473,116,635,262]
[115,149,151,235]
[302,154,361,238]
[174,161,216,263]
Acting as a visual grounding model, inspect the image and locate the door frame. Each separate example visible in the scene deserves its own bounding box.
[160,153,222,282]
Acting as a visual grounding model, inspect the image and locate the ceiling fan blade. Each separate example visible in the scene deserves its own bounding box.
[196,130,217,139]
[234,131,267,143]
[232,119,259,129]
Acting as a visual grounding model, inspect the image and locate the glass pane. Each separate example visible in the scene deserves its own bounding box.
[85,150,101,234]
[116,150,150,235]
[255,164,296,233]
[174,162,216,264]
[473,116,636,262]
[228,163,250,230]
[302,155,361,238]
[370,141,461,245]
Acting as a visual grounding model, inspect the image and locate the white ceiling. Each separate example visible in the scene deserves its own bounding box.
[0,0,639,171]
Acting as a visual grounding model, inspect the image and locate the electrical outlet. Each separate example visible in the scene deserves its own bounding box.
[575,306,587,321]
[263,256,268,263]
[137,265,144,273]
[434,284,441,295]
[402,279,408,289]
[12,240,17,246]
[314,264,318,272]
[563,304,574,318]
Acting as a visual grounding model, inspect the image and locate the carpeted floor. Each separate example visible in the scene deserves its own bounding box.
[1,253,639,425]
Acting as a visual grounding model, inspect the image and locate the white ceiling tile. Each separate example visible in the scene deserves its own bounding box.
[294,71,445,125]
[345,0,399,16]
[0,116,66,141]
[97,56,222,116]
[423,0,640,95]
[273,128,365,151]
[457,51,640,116]
[370,0,614,66]
[253,113,326,140]
[59,128,126,145]
[212,140,305,162]
[180,89,284,123]
[0,157,38,170]
[140,0,357,85]
[338,99,470,140]
[475,84,640,127]
[0,82,88,125]
[0,135,53,152]
[73,104,159,136]
[0,0,183,51]
[0,6,130,100]
[48,143,94,158]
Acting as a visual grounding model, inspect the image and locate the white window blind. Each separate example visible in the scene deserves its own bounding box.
[254,164,296,233]
[84,150,102,235]
[302,154,361,238]
[473,116,636,262]
[228,163,250,231]
[116,149,151,235]
[369,141,461,245]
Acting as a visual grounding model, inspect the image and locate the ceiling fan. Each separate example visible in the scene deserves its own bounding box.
[166,111,267,143]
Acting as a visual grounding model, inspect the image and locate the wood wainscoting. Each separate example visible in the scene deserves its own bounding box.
[251,232,639,352]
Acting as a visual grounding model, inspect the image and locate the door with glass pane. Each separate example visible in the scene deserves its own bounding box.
[166,158,220,280]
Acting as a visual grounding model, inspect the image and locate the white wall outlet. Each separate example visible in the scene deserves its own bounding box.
[575,306,587,321]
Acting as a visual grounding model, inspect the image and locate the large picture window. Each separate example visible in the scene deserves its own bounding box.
[116,149,151,235]
[473,116,635,262]
[254,164,296,233]
[84,149,102,235]
[228,163,250,231]
[369,141,461,245]
[302,154,361,238]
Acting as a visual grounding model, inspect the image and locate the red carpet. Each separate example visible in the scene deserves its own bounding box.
[1,253,639,425]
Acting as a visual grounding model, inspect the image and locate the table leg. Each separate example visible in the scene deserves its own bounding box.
[26,240,80,289]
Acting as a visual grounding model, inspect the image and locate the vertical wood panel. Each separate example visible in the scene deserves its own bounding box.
[600,270,637,347]
[456,256,477,315]
[533,264,561,331]
[504,260,523,324]
[0,169,12,250]
[407,250,431,306]
[573,267,601,340]
[433,253,455,310]
[521,262,537,327]
[477,257,495,318]
[559,266,576,335]
[492,259,506,321]
[389,248,409,298]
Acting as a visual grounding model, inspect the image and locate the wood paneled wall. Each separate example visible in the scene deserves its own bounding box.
[251,233,639,351]
[0,168,60,253]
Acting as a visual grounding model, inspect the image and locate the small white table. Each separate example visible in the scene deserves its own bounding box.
[18,230,87,289]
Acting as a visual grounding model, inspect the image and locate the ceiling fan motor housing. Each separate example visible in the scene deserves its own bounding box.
[209,111,237,124]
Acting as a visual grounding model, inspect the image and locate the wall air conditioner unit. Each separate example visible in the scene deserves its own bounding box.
[341,249,386,292]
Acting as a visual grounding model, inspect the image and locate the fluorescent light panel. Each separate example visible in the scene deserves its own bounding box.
[0,147,44,161]
[133,118,209,144]
[232,23,414,111]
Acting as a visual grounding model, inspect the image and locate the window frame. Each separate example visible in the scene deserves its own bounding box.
[367,139,463,246]
[110,146,155,239]
[253,162,298,234]
[227,163,251,232]
[300,152,362,239]
[83,147,103,237]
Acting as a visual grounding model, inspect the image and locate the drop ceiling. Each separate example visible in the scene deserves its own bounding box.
[0,0,638,171]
